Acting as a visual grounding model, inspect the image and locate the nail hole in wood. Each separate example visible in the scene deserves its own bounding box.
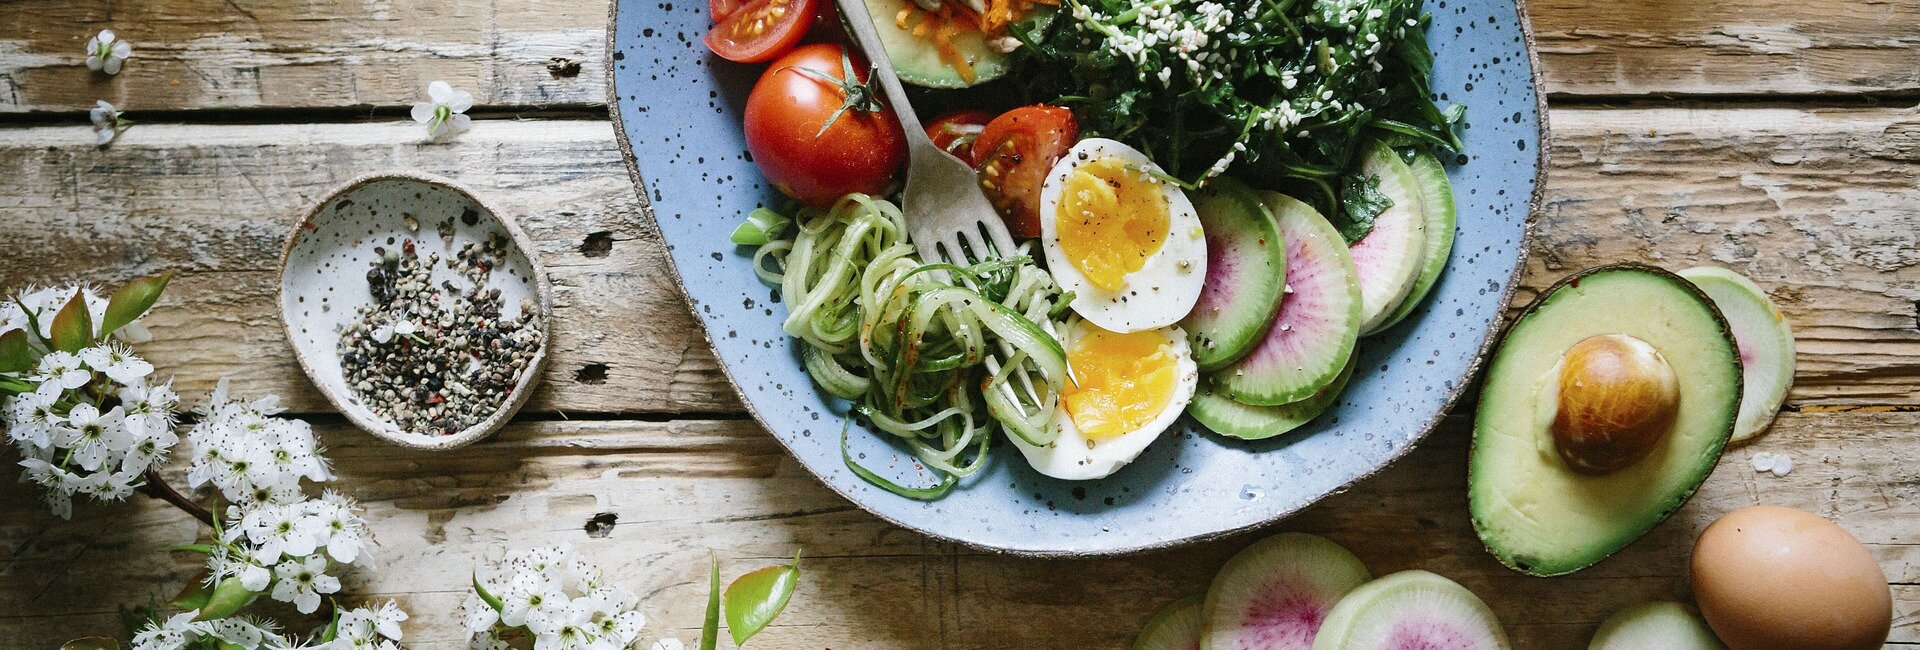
[548,57,583,78]
[580,231,614,258]
[576,363,609,384]
[585,512,618,538]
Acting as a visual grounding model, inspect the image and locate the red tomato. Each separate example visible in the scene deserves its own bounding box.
[744,44,908,208]
[970,105,1078,239]
[710,0,749,21]
[703,0,817,63]
[926,110,992,160]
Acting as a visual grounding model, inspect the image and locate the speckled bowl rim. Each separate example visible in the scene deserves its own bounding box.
[605,0,1550,557]
[277,171,554,451]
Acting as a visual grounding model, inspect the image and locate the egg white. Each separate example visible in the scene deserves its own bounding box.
[1039,138,1208,334]
[1009,321,1199,481]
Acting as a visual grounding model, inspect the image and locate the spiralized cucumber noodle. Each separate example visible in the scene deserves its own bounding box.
[750,193,1068,499]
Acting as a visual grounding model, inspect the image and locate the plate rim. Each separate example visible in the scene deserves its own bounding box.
[603,0,1551,557]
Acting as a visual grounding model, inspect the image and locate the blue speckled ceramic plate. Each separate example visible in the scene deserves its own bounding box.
[608,0,1546,556]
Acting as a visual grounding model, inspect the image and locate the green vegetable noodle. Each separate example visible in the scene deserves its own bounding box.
[1016,0,1463,225]
[747,194,1069,498]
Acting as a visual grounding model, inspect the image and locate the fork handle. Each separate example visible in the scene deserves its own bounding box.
[834,0,938,156]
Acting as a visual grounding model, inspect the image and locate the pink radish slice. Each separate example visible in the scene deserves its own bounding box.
[1212,192,1362,406]
[1348,142,1429,335]
[1309,570,1510,650]
[1134,595,1205,650]
[1202,533,1372,650]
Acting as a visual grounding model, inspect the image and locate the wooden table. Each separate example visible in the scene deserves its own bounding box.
[1,1,1916,647]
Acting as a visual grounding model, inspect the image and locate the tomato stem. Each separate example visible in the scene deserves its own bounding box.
[790,51,887,139]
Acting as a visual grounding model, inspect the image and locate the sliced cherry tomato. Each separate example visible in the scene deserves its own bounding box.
[710,0,749,21]
[926,110,992,160]
[744,44,907,207]
[704,0,817,64]
[970,105,1078,239]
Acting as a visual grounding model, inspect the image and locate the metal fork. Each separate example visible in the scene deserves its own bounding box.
[834,0,1017,266]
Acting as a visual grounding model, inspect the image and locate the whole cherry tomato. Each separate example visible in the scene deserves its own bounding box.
[744,44,908,207]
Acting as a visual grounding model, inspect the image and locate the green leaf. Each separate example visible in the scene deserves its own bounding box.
[48,292,93,353]
[101,272,172,338]
[192,578,258,621]
[724,552,802,646]
[0,328,31,373]
[473,573,505,613]
[61,638,120,650]
[700,555,720,650]
[168,572,216,612]
[1332,171,1392,245]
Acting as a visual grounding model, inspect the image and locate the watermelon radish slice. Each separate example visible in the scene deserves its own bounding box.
[1191,355,1354,440]
[1677,266,1795,442]
[1202,533,1372,650]
[1349,142,1429,336]
[1589,601,1725,650]
[1134,595,1205,650]
[1372,150,1457,332]
[1310,570,1510,650]
[1214,193,1362,406]
[1182,178,1288,371]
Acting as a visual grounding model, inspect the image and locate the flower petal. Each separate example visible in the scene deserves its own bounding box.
[410,102,434,123]
[86,56,103,71]
[428,80,453,103]
[112,40,132,58]
[104,57,123,75]
[448,113,473,133]
[447,90,474,113]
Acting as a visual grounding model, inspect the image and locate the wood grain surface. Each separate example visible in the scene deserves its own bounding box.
[3,0,1919,113]
[2,0,1917,648]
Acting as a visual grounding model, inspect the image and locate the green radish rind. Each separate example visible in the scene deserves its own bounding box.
[1134,595,1205,650]
[1589,602,1726,650]
[1351,142,1430,336]
[1182,177,1288,371]
[1310,570,1511,650]
[1214,193,1362,406]
[1677,266,1796,443]
[1191,356,1355,440]
[1202,532,1372,650]
[1372,151,1457,332]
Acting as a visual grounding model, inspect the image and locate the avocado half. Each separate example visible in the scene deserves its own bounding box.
[1469,264,1742,577]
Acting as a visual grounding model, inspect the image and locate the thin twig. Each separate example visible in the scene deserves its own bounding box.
[138,468,215,528]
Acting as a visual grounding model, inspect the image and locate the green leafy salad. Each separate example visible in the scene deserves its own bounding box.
[1015,0,1463,233]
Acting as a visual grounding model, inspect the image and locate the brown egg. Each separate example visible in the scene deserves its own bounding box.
[1691,505,1891,650]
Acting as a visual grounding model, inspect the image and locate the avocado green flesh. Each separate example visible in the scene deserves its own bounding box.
[863,0,1017,88]
[1470,267,1740,576]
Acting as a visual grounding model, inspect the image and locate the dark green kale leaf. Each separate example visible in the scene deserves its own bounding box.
[1333,170,1393,244]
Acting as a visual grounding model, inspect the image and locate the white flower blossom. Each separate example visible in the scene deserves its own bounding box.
[271,553,341,613]
[91,100,131,145]
[80,342,154,384]
[649,638,686,650]
[466,546,651,650]
[131,612,286,650]
[32,350,91,395]
[187,378,332,506]
[412,81,474,140]
[327,599,408,650]
[86,29,133,75]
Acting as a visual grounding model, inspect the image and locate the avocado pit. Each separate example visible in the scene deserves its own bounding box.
[1548,333,1680,475]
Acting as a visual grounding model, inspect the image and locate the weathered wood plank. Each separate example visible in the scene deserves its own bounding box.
[2,0,1918,114]
[2,107,1915,413]
[1529,0,1920,97]
[1,411,1913,648]
[0,119,740,414]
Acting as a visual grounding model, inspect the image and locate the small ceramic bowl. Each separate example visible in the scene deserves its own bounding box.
[279,172,551,449]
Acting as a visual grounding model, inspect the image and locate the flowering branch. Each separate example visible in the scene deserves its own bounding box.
[136,468,214,527]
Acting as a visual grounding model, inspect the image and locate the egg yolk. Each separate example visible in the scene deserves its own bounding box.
[1056,158,1170,292]
[1062,325,1179,442]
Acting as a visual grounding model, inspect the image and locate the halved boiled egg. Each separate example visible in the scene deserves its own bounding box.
[1039,138,1207,333]
[1010,318,1199,480]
